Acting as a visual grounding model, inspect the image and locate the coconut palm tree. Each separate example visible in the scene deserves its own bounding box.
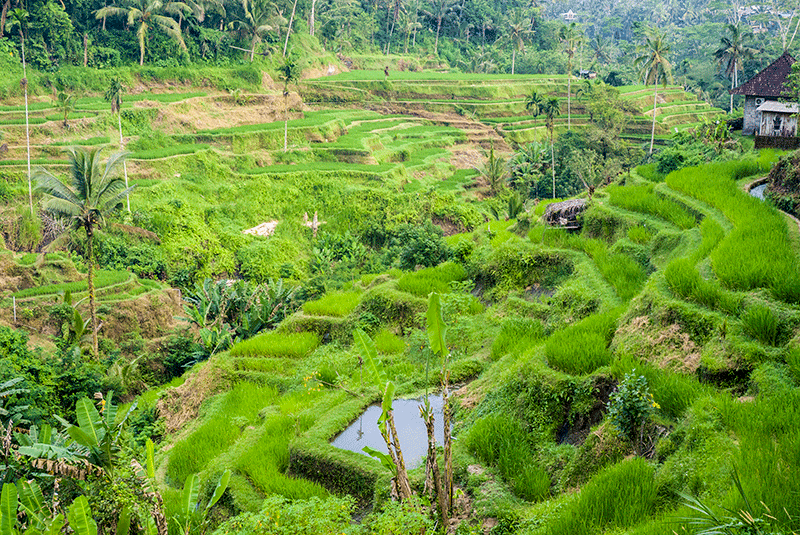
[104,78,131,212]
[559,22,583,130]
[55,84,77,128]
[714,23,755,113]
[34,147,133,357]
[504,10,533,75]
[95,0,187,65]
[635,26,673,155]
[528,90,561,198]
[6,8,32,216]
[422,0,457,56]
[228,0,279,61]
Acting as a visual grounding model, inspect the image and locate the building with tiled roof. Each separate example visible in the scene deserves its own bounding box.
[731,52,796,135]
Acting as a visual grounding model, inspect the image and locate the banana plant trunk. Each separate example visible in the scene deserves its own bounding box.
[423,407,448,525]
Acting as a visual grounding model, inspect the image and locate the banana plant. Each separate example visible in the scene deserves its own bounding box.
[423,292,453,523]
[354,329,412,501]
[170,470,231,535]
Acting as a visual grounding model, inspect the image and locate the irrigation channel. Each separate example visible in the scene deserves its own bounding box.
[331,395,448,469]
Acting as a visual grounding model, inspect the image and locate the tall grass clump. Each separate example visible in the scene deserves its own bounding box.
[396,261,466,296]
[545,309,620,375]
[607,184,696,229]
[166,382,278,484]
[583,240,647,301]
[548,459,658,535]
[230,331,321,358]
[302,291,362,317]
[12,270,129,298]
[691,218,725,262]
[463,415,550,501]
[235,415,328,499]
[491,318,547,359]
[627,226,654,245]
[635,163,665,182]
[719,387,800,527]
[373,328,406,354]
[664,258,741,315]
[667,159,799,303]
[740,304,788,346]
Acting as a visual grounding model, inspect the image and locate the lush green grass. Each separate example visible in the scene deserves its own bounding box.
[235,414,328,499]
[373,328,406,354]
[12,270,129,298]
[606,184,696,230]
[229,331,321,358]
[664,258,742,315]
[547,458,658,535]
[544,309,620,375]
[740,304,788,346]
[463,414,551,501]
[166,382,279,485]
[302,291,362,317]
[396,262,467,297]
[491,318,547,359]
[667,157,800,302]
[130,143,211,160]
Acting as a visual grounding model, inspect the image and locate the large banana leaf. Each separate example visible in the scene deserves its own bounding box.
[0,483,17,535]
[362,446,397,475]
[426,292,448,360]
[354,329,385,387]
[179,474,200,520]
[17,480,45,530]
[204,470,231,511]
[115,505,131,535]
[67,496,97,535]
[74,398,104,448]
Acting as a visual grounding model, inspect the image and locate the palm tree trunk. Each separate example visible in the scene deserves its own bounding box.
[512,48,516,75]
[435,17,441,55]
[87,227,98,357]
[649,84,658,154]
[284,93,289,152]
[567,66,571,130]
[550,129,556,198]
[730,72,734,113]
[140,42,145,66]
[118,112,130,212]
[283,0,298,57]
[21,33,32,216]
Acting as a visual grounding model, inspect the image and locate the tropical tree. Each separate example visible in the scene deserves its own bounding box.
[422,0,457,56]
[635,26,673,154]
[55,84,77,128]
[527,90,560,198]
[34,147,132,357]
[6,8,32,216]
[503,10,533,75]
[714,23,756,113]
[477,147,507,194]
[228,0,278,61]
[104,78,131,212]
[559,22,583,130]
[278,56,300,152]
[95,0,187,66]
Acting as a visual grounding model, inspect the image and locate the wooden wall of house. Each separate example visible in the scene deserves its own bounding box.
[759,111,797,137]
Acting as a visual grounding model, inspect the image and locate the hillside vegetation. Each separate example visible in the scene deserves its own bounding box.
[0,63,799,535]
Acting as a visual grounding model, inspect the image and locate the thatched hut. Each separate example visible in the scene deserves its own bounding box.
[543,199,587,229]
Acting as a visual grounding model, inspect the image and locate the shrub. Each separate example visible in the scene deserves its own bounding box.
[607,372,657,441]
[211,495,353,535]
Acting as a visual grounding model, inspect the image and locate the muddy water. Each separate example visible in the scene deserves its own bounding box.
[331,395,446,469]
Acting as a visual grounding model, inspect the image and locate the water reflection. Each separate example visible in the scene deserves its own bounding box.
[750,184,767,200]
[331,395,445,469]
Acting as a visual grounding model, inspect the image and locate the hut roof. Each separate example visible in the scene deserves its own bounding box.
[731,52,796,97]
[543,198,587,226]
